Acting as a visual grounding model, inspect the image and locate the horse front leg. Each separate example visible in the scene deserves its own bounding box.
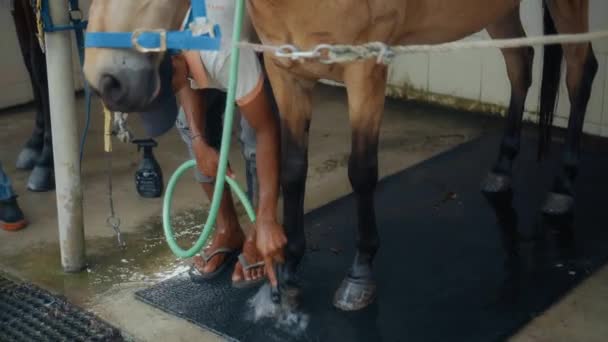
[264,58,315,300]
[482,8,534,195]
[334,61,386,311]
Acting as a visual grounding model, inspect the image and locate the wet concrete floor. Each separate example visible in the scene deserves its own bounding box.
[1,85,606,341]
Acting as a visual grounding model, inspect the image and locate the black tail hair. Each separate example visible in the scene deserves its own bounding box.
[538,3,563,160]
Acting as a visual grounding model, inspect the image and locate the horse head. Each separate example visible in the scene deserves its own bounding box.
[84,0,189,112]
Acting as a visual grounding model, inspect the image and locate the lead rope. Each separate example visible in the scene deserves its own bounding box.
[33,0,45,52]
[104,106,126,248]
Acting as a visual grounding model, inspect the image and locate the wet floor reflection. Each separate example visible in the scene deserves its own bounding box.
[482,190,580,306]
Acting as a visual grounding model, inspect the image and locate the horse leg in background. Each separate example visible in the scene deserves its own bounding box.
[542,0,598,216]
[334,61,386,311]
[264,58,315,297]
[482,7,534,195]
[12,0,54,191]
[12,1,44,171]
[28,79,54,192]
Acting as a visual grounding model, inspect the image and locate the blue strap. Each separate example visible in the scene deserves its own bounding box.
[68,0,86,65]
[191,0,207,19]
[85,26,222,51]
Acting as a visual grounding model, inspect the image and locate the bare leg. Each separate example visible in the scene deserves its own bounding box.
[191,183,245,275]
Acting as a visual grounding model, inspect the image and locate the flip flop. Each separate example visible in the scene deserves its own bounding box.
[232,253,266,289]
[188,247,240,283]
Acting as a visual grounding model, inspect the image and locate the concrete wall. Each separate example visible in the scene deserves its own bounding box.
[1,0,607,136]
[386,0,608,137]
[0,0,90,109]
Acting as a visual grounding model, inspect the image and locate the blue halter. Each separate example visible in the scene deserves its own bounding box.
[84,0,221,53]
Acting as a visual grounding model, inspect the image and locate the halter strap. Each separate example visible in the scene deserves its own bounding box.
[86,27,221,53]
[85,0,221,53]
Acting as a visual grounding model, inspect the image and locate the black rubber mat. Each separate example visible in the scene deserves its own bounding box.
[0,275,123,341]
[136,128,608,342]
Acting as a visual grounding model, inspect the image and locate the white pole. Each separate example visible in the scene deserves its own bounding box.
[46,0,86,272]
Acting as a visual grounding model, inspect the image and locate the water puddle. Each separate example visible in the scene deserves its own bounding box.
[246,284,310,338]
[0,206,249,307]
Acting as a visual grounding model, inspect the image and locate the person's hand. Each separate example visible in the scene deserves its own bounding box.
[192,139,234,179]
[255,218,286,288]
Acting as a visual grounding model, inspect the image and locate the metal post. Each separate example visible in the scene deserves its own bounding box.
[46,0,86,272]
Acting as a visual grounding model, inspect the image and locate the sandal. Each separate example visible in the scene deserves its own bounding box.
[188,247,240,283]
[231,253,266,289]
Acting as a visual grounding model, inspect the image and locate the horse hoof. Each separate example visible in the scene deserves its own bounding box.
[481,172,511,194]
[271,285,281,304]
[542,192,574,217]
[16,148,41,170]
[333,277,376,311]
[27,166,55,192]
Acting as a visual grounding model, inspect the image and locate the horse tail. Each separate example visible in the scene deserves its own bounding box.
[538,3,563,160]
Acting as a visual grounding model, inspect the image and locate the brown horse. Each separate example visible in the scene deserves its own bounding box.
[11,0,55,192]
[83,0,598,311]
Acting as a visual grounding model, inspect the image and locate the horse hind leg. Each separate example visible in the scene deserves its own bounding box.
[12,2,44,170]
[542,0,598,216]
[333,61,386,311]
[482,8,534,195]
[28,87,55,192]
[26,14,54,192]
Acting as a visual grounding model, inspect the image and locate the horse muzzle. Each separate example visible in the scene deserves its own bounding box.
[87,50,161,112]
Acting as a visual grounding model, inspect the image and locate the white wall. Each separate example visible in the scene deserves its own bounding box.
[1,0,607,137]
[0,0,90,109]
[387,0,608,137]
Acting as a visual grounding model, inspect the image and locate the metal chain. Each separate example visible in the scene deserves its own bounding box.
[105,146,126,248]
[238,29,608,65]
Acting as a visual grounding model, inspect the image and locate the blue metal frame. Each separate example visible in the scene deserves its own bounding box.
[38,0,88,33]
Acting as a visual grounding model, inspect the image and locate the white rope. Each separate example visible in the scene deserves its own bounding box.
[112,112,133,144]
[237,30,608,65]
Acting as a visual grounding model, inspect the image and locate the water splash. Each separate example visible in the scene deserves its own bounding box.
[247,284,310,336]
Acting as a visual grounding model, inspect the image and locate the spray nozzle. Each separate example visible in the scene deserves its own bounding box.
[132,139,158,152]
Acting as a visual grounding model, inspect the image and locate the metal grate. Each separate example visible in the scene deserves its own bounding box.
[0,275,123,342]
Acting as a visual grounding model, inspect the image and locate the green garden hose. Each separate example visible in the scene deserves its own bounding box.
[162,0,255,259]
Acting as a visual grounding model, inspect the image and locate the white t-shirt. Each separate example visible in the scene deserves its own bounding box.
[183,1,261,102]
[204,0,255,68]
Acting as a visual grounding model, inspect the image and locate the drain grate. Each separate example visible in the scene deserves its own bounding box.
[0,275,123,342]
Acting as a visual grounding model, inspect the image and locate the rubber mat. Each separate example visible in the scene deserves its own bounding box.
[136,129,608,342]
[0,275,123,341]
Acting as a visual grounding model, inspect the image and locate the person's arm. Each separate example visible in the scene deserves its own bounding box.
[172,55,221,176]
[238,84,285,287]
